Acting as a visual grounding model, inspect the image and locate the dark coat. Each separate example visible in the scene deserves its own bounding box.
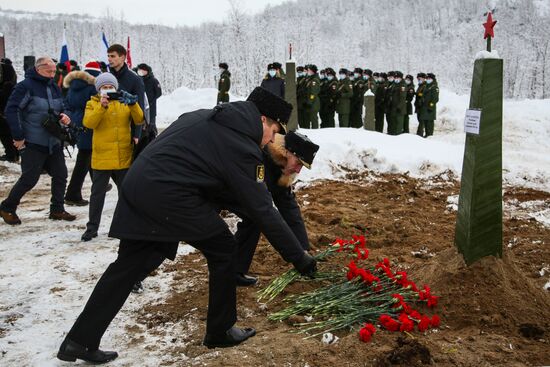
[64,71,97,150]
[4,67,65,152]
[111,64,146,138]
[418,82,439,120]
[260,75,285,98]
[109,101,305,263]
[217,70,231,104]
[139,65,162,120]
[405,82,416,115]
[0,62,17,112]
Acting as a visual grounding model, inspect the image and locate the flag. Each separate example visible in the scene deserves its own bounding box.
[99,31,109,67]
[126,36,132,69]
[59,26,71,71]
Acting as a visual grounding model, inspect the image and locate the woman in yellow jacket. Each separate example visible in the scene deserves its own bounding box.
[81,73,144,241]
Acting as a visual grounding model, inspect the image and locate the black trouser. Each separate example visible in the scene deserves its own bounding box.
[65,149,92,201]
[403,114,410,134]
[0,145,67,213]
[86,169,127,233]
[66,229,238,350]
[234,218,261,274]
[375,108,384,133]
[0,114,19,161]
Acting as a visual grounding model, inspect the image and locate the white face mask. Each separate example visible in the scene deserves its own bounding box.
[268,70,276,77]
[219,68,225,75]
[320,74,326,79]
[363,75,369,80]
[100,88,116,95]
[327,75,334,81]
[388,77,395,82]
[338,74,346,80]
[426,79,433,84]
[307,71,314,76]
[354,73,360,78]
[394,78,402,83]
[417,79,424,84]
[405,79,411,85]
[137,69,147,76]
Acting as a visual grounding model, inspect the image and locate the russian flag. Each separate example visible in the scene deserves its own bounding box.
[59,27,70,72]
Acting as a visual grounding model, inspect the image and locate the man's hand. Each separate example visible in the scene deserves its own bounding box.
[292,251,317,278]
[59,113,71,126]
[133,137,139,145]
[100,94,110,108]
[13,139,25,150]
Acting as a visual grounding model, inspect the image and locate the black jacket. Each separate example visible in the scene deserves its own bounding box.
[111,64,147,137]
[143,74,161,119]
[0,62,17,112]
[260,75,285,99]
[109,101,305,263]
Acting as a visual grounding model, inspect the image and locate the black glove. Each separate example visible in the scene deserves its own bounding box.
[292,252,317,278]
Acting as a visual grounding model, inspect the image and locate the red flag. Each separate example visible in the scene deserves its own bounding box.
[126,36,132,68]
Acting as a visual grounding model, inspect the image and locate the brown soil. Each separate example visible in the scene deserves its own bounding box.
[132,172,550,366]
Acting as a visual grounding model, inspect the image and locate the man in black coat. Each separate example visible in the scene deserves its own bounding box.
[137,63,162,136]
[0,58,19,162]
[57,87,317,364]
[260,63,285,98]
[232,131,319,286]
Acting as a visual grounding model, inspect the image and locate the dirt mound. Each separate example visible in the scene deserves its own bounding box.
[132,173,550,366]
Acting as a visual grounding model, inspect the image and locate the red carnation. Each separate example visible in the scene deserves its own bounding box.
[431,315,441,328]
[359,323,376,342]
[418,316,431,332]
[409,310,422,320]
[379,314,400,332]
[399,313,414,332]
[383,257,391,267]
[427,295,439,308]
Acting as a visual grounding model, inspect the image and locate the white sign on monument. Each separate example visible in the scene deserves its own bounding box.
[464,109,482,135]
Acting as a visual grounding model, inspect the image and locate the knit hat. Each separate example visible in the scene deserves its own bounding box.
[247,87,292,129]
[95,73,118,92]
[84,61,101,73]
[284,131,319,169]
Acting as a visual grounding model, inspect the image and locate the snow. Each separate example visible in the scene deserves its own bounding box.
[475,50,501,60]
[1,85,550,365]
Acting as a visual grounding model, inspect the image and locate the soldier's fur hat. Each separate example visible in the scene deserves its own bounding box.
[338,68,349,75]
[427,73,436,80]
[284,131,319,169]
[405,74,414,81]
[379,72,388,79]
[308,64,318,73]
[417,72,427,78]
[325,68,336,76]
[364,69,373,76]
[296,66,305,72]
[267,63,275,70]
[353,67,363,74]
[394,71,403,78]
[219,62,228,70]
[387,71,395,77]
[373,72,379,77]
[247,87,293,128]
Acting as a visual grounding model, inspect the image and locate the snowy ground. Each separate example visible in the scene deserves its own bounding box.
[1,87,549,366]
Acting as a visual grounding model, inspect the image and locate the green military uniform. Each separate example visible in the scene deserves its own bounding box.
[384,72,395,133]
[374,73,386,133]
[320,69,338,128]
[388,74,407,135]
[303,66,321,129]
[296,66,307,129]
[350,68,367,128]
[336,69,353,128]
[414,73,427,136]
[217,64,231,104]
[319,70,330,127]
[404,75,415,134]
[418,73,439,137]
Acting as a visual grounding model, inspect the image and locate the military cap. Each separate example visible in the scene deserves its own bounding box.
[417,72,427,78]
[373,72,380,77]
[272,62,282,69]
[267,63,274,70]
[394,71,403,78]
[387,71,395,77]
[296,66,304,72]
[364,69,373,76]
[405,74,414,81]
[379,72,387,79]
[326,68,336,76]
[338,68,349,75]
[427,73,436,79]
[284,131,320,169]
[353,67,363,74]
[1,58,12,65]
[219,62,228,70]
[319,69,326,74]
[308,64,318,73]
[247,87,293,129]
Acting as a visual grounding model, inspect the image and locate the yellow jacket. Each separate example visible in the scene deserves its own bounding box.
[83,95,144,170]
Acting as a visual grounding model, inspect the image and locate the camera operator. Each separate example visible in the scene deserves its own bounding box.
[80,73,144,242]
[0,56,76,225]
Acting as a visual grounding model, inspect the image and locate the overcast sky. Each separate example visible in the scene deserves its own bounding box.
[1,0,291,27]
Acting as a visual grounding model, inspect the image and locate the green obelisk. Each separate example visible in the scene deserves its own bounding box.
[455,12,503,265]
[363,90,376,130]
[285,43,298,132]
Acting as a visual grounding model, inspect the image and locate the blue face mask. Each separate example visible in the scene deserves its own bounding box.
[320,74,326,79]
[417,79,424,84]
[327,75,334,81]
[354,73,360,78]
[363,75,369,80]
[394,78,401,83]
[268,70,276,77]
[388,77,394,82]
[338,74,346,80]
[426,79,433,84]
[405,79,411,85]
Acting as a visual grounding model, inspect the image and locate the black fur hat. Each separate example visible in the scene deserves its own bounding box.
[137,63,152,73]
[267,63,275,70]
[427,73,436,80]
[338,68,349,75]
[296,66,304,72]
[325,68,336,76]
[394,71,403,78]
[247,87,293,128]
[272,62,282,69]
[308,64,318,73]
[353,67,363,74]
[379,72,388,79]
[219,62,228,70]
[284,131,320,169]
[364,69,373,76]
[405,74,414,81]
[417,72,427,78]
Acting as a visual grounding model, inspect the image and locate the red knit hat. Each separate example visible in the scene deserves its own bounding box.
[84,60,101,72]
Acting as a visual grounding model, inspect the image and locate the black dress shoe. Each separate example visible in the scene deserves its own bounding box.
[203,326,256,348]
[236,272,257,287]
[65,198,89,206]
[81,230,98,242]
[132,280,144,293]
[57,338,118,364]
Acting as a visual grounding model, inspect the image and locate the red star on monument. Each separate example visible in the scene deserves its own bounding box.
[483,12,497,39]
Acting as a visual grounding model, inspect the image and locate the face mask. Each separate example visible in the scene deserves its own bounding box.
[394,78,401,83]
[268,70,276,77]
[354,73,360,78]
[297,72,303,77]
[350,75,355,81]
[417,79,424,84]
[405,79,411,85]
[338,74,346,80]
[363,75,369,80]
[320,74,326,79]
[100,88,116,95]
[426,79,433,84]
[137,69,147,76]
[307,71,314,76]
[327,75,334,81]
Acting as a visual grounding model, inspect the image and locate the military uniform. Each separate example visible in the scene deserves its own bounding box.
[414,73,426,137]
[374,72,386,133]
[320,68,338,128]
[336,69,353,128]
[296,66,307,129]
[418,73,439,137]
[403,75,415,134]
[384,72,395,133]
[303,65,320,129]
[217,63,231,105]
[388,72,407,135]
[350,68,367,128]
